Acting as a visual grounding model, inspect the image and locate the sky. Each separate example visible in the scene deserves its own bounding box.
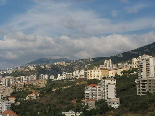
[0,0,155,69]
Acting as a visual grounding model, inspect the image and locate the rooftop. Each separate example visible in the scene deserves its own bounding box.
[2,110,18,116]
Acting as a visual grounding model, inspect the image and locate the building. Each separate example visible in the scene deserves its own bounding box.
[87,67,109,80]
[72,70,85,79]
[85,84,102,101]
[62,111,82,116]
[85,78,120,108]
[0,100,11,113]
[107,98,120,109]
[100,78,116,100]
[0,110,18,116]
[26,92,39,100]
[39,74,48,80]
[109,68,129,77]
[135,55,155,95]
[103,59,113,69]
[8,97,16,104]
[57,72,73,80]
[87,99,96,109]
[132,58,139,68]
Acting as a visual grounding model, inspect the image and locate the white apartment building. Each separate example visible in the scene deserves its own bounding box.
[85,78,120,108]
[104,59,113,69]
[49,75,54,80]
[100,78,116,100]
[57,72,72,80]
[0,100,11,113]
[135,55,155,95]
[72,70,85,79]
[39,74,48,80]
[1,76,14,87]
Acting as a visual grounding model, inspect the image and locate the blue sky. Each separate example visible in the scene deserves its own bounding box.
[0,0,155,69]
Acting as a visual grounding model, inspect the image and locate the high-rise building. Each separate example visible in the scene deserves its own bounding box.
[135,55,155,95]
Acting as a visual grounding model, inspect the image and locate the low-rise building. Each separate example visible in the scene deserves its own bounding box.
[62,111,82,116]
[8,97,16,104]
[26,92,39,100]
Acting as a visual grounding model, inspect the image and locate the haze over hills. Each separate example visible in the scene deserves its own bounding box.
[27,42,155,66]
[28,58,70,65]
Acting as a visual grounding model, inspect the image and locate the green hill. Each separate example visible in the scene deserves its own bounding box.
[28,58,70,65]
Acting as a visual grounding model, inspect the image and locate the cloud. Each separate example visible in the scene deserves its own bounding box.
[5,1,154,37]
[0,29,155,69]
[111,10,118,18]
[153,21,155,29]
[120,0,129,3]
[0,0,6,5]
[125,3,150,13]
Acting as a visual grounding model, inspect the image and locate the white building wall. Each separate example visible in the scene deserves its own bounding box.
[108,85,115,98]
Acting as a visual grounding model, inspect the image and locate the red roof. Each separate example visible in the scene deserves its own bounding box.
[33,91,39,95]
[88,99,96,101]
[2,110,18,116]
[88,84,97,87]
[8,96,16,99]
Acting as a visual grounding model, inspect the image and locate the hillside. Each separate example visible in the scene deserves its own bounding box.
[28,58,70,65]
[92,42,155,65]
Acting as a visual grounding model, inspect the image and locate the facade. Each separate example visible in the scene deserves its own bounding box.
[72,70,85,79]
[107,98,120,109]
[87,99,96,109]
[132,58,139,68]
[100,78,116,100]
[103,59,113,69]
[85,84,102,101]
[0,100,11,113]
[135,55,155,95]
[87,67,109,80]
[109,68,129,77]
[57,72,73,80]
[39,74,48,80]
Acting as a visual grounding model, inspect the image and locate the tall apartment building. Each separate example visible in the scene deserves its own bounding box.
[87,67,109,80]
[135,55,155,95]
[104,59,113,69]
[85,78,120,108]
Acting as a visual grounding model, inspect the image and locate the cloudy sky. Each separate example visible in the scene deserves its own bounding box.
[0,0,155,69]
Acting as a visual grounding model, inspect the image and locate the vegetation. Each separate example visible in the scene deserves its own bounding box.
[11,79,86,116]
[11,71,155,116]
